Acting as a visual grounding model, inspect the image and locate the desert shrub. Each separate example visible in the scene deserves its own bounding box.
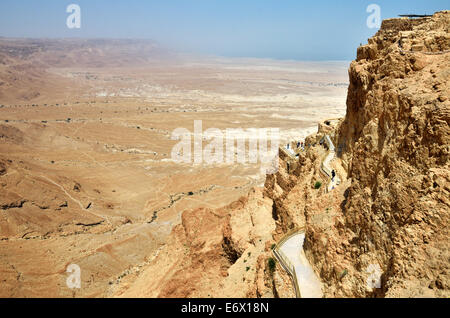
[268,258,276,272]
[314,181,322,189]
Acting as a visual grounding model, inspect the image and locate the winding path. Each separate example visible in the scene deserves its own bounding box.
[279,233,323,298]
[273,230,323,298]
[273,132,343,297]
[39,175,112,226]
[320,135,341,192]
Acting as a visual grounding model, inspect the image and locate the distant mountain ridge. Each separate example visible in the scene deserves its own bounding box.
[0,38,173,67]
[0,38,175,102]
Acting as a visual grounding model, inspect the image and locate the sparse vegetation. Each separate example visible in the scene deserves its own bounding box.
[268,257,276,272]
[0,9,446,299]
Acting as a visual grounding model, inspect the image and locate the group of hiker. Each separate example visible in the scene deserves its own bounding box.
[284,140,309,173]
[284,137,339,180]
[285,140,306,152]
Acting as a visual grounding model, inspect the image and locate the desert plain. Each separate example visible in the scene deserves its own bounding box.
[0,38,348,297]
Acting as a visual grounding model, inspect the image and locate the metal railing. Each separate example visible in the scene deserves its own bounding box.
[272,228,304,298]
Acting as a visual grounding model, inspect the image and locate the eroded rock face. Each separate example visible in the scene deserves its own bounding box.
[305,11,449,297]
[113,188,294,298]
[111,11,449,298]
[9,11,444,298]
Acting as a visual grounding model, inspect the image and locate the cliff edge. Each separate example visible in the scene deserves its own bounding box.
[304,10,449,297]
[112,11,449,298]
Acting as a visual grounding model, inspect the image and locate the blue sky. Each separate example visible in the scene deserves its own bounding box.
[0,0,447,60]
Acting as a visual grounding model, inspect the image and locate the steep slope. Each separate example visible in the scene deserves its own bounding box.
[28,12,447,299]
[113,188,295,298]
[112,12,449,299]
[304,11,449,297]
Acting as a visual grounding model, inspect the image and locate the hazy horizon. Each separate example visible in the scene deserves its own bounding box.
[0,1,448,61]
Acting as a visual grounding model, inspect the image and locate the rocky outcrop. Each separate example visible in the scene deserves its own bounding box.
[96,12,450,298]
[304,11,449,297]
[113,188,296,298]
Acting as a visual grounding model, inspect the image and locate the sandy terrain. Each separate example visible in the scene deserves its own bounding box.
[0,38,348,297]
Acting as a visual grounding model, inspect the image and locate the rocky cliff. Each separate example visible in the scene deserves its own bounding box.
[304,11,449,297]
[113,11,449,298]
[113,188,295,298]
